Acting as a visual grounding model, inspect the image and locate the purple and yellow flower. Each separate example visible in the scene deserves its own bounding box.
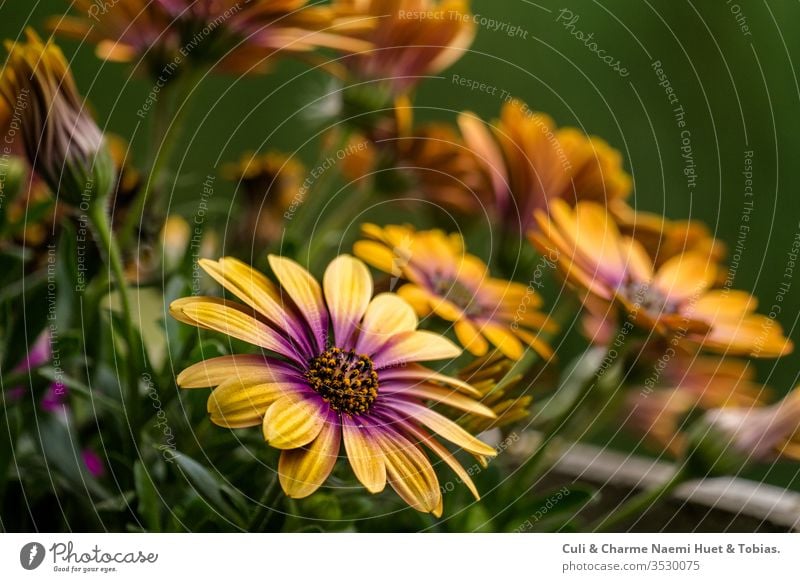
[354,224,555,360]
[171,254,496,515]
[459,100,631,233]
[0,30,114,206]
[530,200,793,358]
[332,0,476,96]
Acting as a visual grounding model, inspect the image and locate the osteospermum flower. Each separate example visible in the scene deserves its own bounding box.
[530,200,793,358]
[171,254,497,515]
[0,30,114,206]
[459,100,631,233]
[222,151,305,248]
[51,0,373,76]
[701,387,800,463]
[354,224,555,360]
[332,0,476,96]
[49,0,177,75]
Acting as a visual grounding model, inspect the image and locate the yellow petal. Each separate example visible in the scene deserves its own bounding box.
[208,379,296,429]
[481,322,525,360]
[353,240,400,275]
[278,417,340,499]
[268,255,327,347]
[177,355,276,388]
[200,257,299,333]
[397,284,433,316]
[342,416,386,493]
[355,293,418,355]
[454,319,489,356]
[174,298,290,355]
[653,252,716,303]
[391,400,497,457]
[374,330,461,368]
[402,422,480,500]
[323,255,373,346]
[376,430,441,515]
[262,396,326,449]
[385,385,496,418]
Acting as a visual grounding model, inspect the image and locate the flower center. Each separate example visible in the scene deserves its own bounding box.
[305,347,379,415]
[622,281,678,316]
[434,278,481,316]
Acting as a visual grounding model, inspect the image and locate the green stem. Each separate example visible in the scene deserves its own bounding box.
[521,320,632,484]
[589,465,689,532]
[119,72,199,248]
[247,474,282,532]
[89,202,140,433]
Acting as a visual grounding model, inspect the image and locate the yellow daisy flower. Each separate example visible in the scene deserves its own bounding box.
[354,224,555,360]
[530,199,793,358]
[171,254,497,516]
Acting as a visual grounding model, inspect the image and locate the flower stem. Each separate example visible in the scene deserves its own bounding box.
[521,320,632,484]
[89,201,140,432]
[589,465,689,532]
[248,474,282,532]
[119,72,198,248]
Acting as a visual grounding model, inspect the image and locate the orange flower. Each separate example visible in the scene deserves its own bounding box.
[332,0,475,96]
[354,224,554,360]
[459,100,631,233]
[531,199,793,358]
[51,0,373,76]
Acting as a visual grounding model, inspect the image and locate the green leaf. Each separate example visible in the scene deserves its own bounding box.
[134,461,162,532]
[171,452,246,528]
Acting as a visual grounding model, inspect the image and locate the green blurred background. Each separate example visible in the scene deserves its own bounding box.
[3,0,798,489]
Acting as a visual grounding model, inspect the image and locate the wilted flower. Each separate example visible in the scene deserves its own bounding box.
[222,151,305,248]
[332,0,475,96]
[354,224,555,360]
[530,200,793,357]
[0,30,114,207]
[459,100,631,233]
[172,254,496,515]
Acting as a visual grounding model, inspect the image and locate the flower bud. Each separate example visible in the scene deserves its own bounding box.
[0,29,115,208]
